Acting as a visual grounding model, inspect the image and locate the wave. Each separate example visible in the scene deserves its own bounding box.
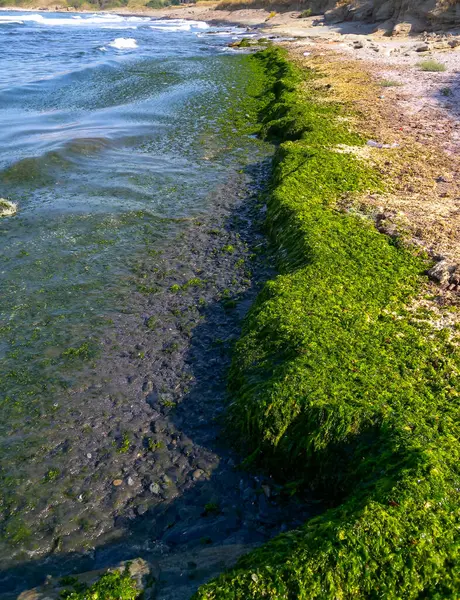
[150,23,191,32]
[0,12,150,28]
[0,19,24,25]
[0,13,209,32]
[196,29,246,37]
[108,37,138,50]
[149,19,209,32]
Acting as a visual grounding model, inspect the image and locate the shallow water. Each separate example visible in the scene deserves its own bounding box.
[0,10,274,581]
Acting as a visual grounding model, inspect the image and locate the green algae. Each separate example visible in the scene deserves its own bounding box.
[114,433,131,454]
[60,570,139,600]
[194,48,460,599]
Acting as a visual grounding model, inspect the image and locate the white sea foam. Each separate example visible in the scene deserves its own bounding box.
[0,13,150,28]
[150,23,191,32]
[0,18,25,25]
[149,19,209,32]
[0,13,209,32]
[108,37,138,50]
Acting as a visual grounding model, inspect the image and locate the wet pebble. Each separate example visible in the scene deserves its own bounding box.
[143,380,154,393]
[193,469,204,480]
[150,482,161,495]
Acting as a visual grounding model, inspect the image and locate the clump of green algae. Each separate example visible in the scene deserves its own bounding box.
[193,48,460,599]
[60,570,139,600]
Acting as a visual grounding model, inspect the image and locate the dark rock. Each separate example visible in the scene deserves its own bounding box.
[324,4,349,23]
[142,380,154,393]
[375,0,395,21]
[146,389,160,409]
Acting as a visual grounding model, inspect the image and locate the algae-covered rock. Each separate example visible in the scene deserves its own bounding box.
[0,198,17,217]
[16,558,158,600]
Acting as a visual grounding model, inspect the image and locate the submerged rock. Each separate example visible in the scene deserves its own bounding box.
[0,198,17,217]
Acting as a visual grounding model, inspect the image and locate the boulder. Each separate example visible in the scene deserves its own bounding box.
[348,0,373,21]
[324,4,350,23]
[427,260,457,286]
[16,559,159,600]
[372,18,396,35]
[375,0,395,21]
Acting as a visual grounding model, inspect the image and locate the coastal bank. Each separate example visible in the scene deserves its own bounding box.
[195,46,460,599]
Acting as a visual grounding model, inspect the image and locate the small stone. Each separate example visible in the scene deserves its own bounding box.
[427,260,457,286]
[150,482,161,495]
[113,479,123,487]
[415,44,430,52]
[142,380,154,393]
[127,477,135,487]
[146,390,160,409]
[193,469,204,480]
[0,198,17,218]
[86,453,92,459]
[261,484,271,498]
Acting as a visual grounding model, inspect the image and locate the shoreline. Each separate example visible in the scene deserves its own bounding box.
[2,2,460,31]
[3,7,460,599]
[0,49,316,599]
[14,43,460,599]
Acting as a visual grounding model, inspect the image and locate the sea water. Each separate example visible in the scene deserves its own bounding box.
[0,10,271,586]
